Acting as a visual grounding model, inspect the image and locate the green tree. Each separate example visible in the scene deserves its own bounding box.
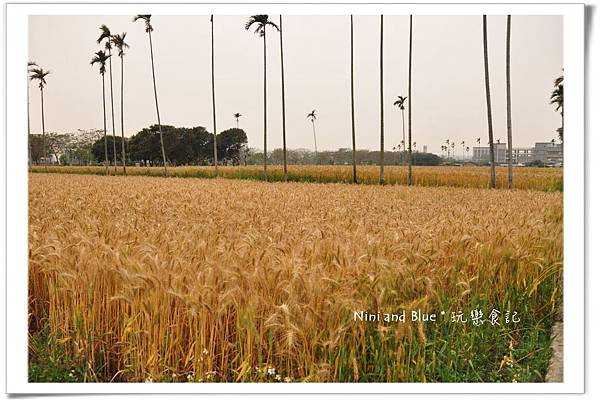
[90,50,111,175]
[245,15,279,178]
[134,15,168,175]
[550,75,564,142]
[111,32,130,174]
[29,67,50,170]
[483,15,496,188]
[217,128,248,164]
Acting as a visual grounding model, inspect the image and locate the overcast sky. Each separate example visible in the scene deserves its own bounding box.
[29,15,563,153]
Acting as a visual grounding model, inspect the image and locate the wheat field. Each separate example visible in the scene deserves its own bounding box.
[28,174,563,382]
[30,165,563,191]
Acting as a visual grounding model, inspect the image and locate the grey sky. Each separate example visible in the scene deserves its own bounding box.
[28,15,563,153]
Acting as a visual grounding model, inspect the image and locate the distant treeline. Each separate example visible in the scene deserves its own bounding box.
[30,125,443,166]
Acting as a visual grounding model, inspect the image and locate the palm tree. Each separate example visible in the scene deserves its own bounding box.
[550,75,564,142]
[29,67,50,171]
[461,140,465,160]
[279,15,288,181]
[27,61,37,167]
[350,15,358,184]
[97,25,118,171]
[407,15,414,186]
[210,15,218,176]
[393,95,407,164]
[90,50,111,175]
[393,96,407,149]
[111,32,129,175]
[483,15,496,188]
[134,15,167,175]
[307,110,318,162]
[379,15,385,185]
[245,15,279,179]
[505,15,514,189]
[233,112,242,128]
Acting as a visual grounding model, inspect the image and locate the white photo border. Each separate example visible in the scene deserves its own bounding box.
[5,1,585,394]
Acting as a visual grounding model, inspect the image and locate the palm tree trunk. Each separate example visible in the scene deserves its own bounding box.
[102,73,108,175]
[148,30,167,176]
[401,108,406,164]
[108,48,117,171]
[28,80,32,167]
[263,30,268,179]
[279,15,288,181]
[506,15,513,189]
[311,120,318,162]
[211,15,218,176]
[379,15,385,185]
[350,15,357,184]
[408,15,413,186]
[483,15,496,188]
[120,55,127,175]
[40,87,47,172]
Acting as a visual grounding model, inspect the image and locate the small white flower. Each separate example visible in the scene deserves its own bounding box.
[267,367,276,376]
[145,377,153,383]
[275,374,281,381]
[202,348,209,356]
[187,374,193,382]
[68,372,74,378]
[284,377,292,383]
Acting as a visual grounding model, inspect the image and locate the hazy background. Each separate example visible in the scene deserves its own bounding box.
[28,15,563,153]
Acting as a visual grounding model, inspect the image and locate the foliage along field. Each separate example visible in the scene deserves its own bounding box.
[29,164,563,191]
[28,174,563,382]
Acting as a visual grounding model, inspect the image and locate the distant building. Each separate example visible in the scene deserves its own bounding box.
[473,141,562,165]
[422,145,427,153]
[473,143,507,164]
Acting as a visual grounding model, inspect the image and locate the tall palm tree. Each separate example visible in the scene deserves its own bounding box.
[407,15,414,185]
[90,50,111,175]
[29,67,50,171]
[307,110,318,162]
[97,25,118,171]
[350,15,357,184]
[506,15,514,189]
[550,75,564,142]
[210,15,218,176]
[461,140,465,160]
[233,112,242,128]
[27,61,37,167]
[245,15,279,179]
[393,95,407,163]
[279,15,288,181]
[483,15,496,188]
[134,15,167,175]
[111,32,129,175]
[379,15,384,185]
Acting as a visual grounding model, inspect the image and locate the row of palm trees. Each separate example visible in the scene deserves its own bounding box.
[30,15,531,189]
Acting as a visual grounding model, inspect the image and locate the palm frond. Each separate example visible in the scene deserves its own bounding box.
[97,24,111,44]
[134,15,153,32]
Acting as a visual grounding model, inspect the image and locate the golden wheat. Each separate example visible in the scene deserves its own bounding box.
[28,173,563,382]
[30,165,563,191]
